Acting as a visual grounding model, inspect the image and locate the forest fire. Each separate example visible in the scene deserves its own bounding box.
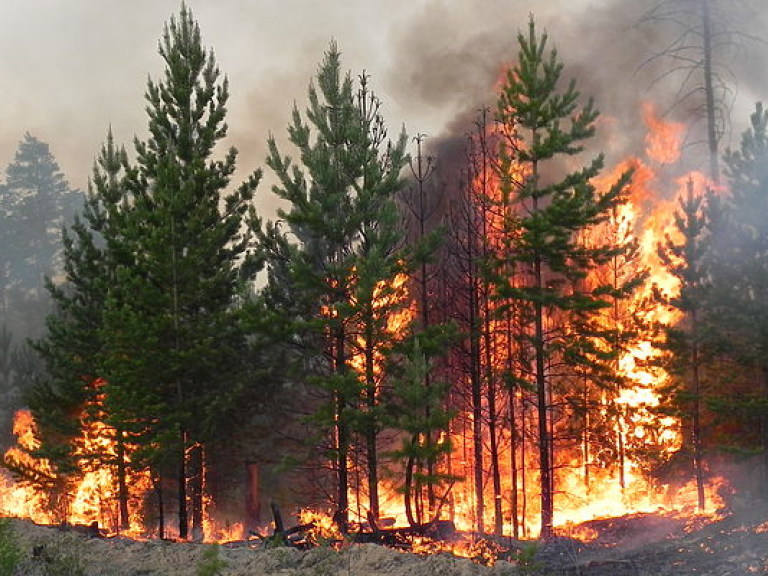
[0,101,730,555]
[2,2,768,573]
[0,12,757,572]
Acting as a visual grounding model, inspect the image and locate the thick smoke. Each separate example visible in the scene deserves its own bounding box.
[384,0,767,182]
[0,1,764,201]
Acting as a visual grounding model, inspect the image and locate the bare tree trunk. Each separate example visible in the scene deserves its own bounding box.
[245,463,260,534]
[334,325,350,533]
[364,331,380,521]
[583,380,591,494]
[507,311,520,539]
[177,431,188,540]
[700,0,720,184]
[409,134,438,514]
[691,308,706,511]
[404,438,418,526]
[154,471,165,540]
[116,429,130,532]
[190,443,204,541]
[532,164,553,537]
[468,223,485,534]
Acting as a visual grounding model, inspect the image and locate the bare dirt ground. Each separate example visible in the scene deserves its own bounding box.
[4,504,768,575]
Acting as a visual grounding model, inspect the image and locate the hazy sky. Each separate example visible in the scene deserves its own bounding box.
[1,0,766,213]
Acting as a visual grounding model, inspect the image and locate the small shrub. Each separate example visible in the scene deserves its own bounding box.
[516,542,545,574]
[32,535,86,576]
[196,544,228,576]
[0,518,23,576]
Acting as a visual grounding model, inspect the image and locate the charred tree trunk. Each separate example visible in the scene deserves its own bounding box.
[245,463,261,533]
[468,225,485,535]
[407,133,439,515]
[364,326,380,521]
[583,380,591,494]
[177,431,188,540]
[700,0,720,184]
[534,287,553,538]
[334,324,350,533]
[507,310,520,539]
[116,429,130,532]
[404,436,418,526]
[190,443,204,541]
[154,471,165,540]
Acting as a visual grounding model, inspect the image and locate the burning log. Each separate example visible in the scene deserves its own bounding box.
[350,519,457,549]
[56,521,105,538]
[253,502,316,549]
[258,503,461,554]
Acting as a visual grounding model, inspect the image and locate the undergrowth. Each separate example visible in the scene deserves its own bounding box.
[196,544,228,576]
[0,518,22,576]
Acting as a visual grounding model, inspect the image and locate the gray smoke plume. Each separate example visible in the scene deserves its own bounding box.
[384,0,768,183]
[0,1,765,212]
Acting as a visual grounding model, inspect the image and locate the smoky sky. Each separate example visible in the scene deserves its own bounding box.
[0,0,766,216]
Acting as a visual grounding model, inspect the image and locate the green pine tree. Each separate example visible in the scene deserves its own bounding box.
[0,133,82,335]
[492,18,633,537]
[101,4,260,539]
[709,102,768,489]
[263,42,418,528]
[656,179,715,511]
[4,131,130,525]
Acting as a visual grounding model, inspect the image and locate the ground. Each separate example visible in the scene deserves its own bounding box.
[3,504,768,575]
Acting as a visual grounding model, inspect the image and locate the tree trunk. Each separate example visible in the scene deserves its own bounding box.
[190,443,204,541]
[583,380,591,494]
[507,310,520,539]
[468,250,485,534]
[154,471,165,540]
[404,438,418,526]
[334,325,350,533]
[532,168,553,537]
[481,244,502,536]
[116,429,130,532]
[177,431,188,540]
[690,307,706,511]
[364,330,380,521]
[245,463,261,534]
[700,0,720,184]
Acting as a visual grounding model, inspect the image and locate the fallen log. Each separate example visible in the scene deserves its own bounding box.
[56,521,104,538]
[260,504,460,553]
[258,501,315,549]
[350,519,457,548]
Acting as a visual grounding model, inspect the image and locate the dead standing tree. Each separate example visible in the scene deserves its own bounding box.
[638,0,765,184]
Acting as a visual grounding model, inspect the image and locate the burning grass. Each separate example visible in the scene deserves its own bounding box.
[0,503,766,576]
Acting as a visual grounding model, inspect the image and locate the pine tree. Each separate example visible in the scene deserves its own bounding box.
[400,134,449,523]
[656,179,714,511]
[710,102,768,487]
[20,130,134,529]
[0,133,81,331]
[263,42,412,528]
[492,18,633,537]
[101,4,260,539]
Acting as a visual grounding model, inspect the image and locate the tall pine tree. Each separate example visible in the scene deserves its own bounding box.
[492,18,633,537]
[100,4,260,539]
[656,179,715,511]
[709,102,768,490]
[263,42,417,528]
